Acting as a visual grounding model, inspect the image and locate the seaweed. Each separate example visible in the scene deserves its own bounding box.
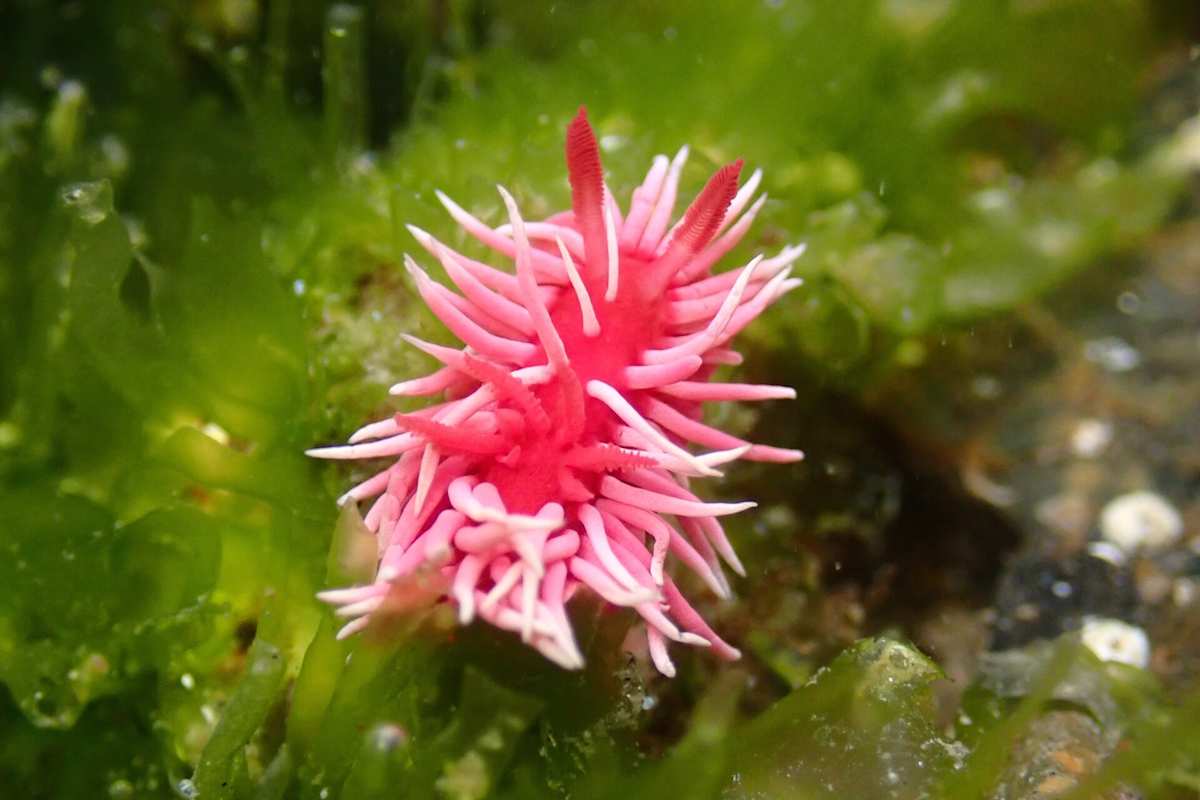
[1,1,1198,797]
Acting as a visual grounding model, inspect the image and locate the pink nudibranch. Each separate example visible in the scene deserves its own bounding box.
[309,108,804,677]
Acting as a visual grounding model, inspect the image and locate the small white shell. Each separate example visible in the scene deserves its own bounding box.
[1100,491,1183,553]
[1080,616,1150,669]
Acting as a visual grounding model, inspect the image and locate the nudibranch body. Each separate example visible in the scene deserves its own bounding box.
[309,108,804,676]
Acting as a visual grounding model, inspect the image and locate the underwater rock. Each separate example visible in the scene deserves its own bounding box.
[992,552,1137,651]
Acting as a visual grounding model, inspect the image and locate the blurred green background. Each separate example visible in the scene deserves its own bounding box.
[2,1,1199,798]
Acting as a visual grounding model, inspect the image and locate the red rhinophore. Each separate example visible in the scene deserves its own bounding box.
[309,107,805,676]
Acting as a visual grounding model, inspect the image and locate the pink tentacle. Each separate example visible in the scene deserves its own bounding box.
[623,355,702,389]
[389,366,473,399]
[637,145,688,256]
[621,154,669,252]
[409,224,557,304]
[432,243,537,337]
[434,190,568,284]
[664,271,775,326]
[336,467,392,506]
[644,396,804,463]
[408,258,528,340]
[670,243,803,301]
[499,187,570,370]
[658,381,795,402]
[404,259,539,364]
[595,497,729,598]
[600,475,755,518]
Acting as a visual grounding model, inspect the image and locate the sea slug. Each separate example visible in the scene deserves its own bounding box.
[309,108,804,676]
